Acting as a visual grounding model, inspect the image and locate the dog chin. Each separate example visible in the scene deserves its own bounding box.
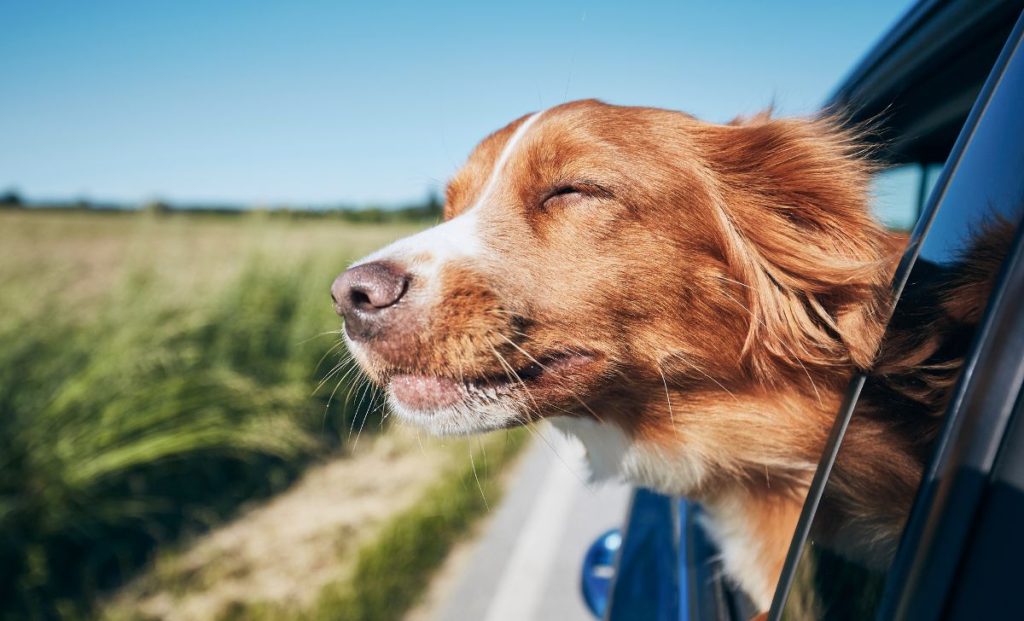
[385,390,525,436]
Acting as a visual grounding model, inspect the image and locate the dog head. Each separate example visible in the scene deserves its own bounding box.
[333,99,893,475]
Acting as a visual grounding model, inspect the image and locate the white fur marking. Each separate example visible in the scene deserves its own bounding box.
[553,414,782,610]
[345,110,552,432]
[353,210,483,271]
[471,110,546,213]
[699,493,776,611]
[351,109,546,279]
[550,416,708,492]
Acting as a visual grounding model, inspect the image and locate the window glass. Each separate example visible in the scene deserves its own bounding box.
[922,162,943,206]
[781,28,1024,621]
[870,163,946,231]
[871,164,922,230]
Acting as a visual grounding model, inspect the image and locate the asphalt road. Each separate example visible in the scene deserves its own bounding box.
[433,426,633,621]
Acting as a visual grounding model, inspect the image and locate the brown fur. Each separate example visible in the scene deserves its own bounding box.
[341,99,1006,610]
[816,218,1013,566]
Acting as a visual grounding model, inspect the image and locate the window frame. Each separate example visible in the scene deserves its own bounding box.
[768,10,1024,620]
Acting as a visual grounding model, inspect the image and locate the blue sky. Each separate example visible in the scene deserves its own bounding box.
[1,1,913,207]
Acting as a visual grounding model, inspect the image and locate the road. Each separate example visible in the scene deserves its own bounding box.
[433,425,633,621]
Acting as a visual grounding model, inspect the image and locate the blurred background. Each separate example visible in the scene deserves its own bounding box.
[1,2,912,620]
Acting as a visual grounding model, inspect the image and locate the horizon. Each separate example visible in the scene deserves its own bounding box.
[0,186,442,211]
[2,1,912,207]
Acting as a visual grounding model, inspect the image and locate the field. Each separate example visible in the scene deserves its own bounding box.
[0,210,526,621]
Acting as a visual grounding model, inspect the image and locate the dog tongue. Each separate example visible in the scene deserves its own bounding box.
[390,374,464,411]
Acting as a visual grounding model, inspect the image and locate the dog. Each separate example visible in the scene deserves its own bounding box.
[330,99,995,611]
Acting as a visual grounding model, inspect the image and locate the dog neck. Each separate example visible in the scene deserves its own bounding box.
[550,384,843,611]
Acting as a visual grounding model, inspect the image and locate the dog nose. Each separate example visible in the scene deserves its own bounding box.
[331,262,410,339]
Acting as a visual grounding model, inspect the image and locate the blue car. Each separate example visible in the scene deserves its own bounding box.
[583,1,1024,619]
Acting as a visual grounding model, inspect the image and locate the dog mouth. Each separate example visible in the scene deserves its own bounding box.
[388,350,597,413]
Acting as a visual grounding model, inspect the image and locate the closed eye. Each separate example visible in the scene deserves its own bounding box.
[549,185,581,198]
[541,183,609,209]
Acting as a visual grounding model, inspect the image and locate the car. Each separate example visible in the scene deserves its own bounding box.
[581,1,1024,619]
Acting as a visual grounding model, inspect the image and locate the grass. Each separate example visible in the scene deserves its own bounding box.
[304,431,527,621]
[214,429,528,621]
[0,210,427,620]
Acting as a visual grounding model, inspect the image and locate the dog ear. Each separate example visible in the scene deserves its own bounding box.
[700,114,901,380]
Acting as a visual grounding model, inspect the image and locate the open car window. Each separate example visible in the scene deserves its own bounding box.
[870,162,942,231]
[772,11,1024,621]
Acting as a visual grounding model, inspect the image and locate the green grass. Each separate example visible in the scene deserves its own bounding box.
[0,210,425,620]
[306,431,527,621]
[215,430,528,621]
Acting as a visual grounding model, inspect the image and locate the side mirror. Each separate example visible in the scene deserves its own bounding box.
[580,528,622,619]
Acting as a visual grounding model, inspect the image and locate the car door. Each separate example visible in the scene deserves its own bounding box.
[770,10,1024,621]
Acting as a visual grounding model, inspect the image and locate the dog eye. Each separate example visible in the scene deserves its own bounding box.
[541,185,584,208]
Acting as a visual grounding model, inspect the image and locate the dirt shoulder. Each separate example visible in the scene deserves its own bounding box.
[103,428,465,621]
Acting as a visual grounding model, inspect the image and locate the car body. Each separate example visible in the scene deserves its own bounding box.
[582,1,1024,619]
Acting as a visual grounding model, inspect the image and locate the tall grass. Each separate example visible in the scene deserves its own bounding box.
[213,430,529,621]
[0,212,420,620]
[306,431,527,621]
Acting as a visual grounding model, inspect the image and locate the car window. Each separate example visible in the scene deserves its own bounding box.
[774,17,1024,621]
[871,163,943,231]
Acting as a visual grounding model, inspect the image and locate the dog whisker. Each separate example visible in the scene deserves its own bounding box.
[656,364,676,426]
[313,356,355,396]
[323,362,363,433]
[318,358,361,400]
[484,345,591,485]
[347,376,372,441]
[353,383,383,449]
[469,444,489,510]
[488,344,541,419]
[312,339,350,376]
[494,333,607,425]
[297,328,346,347]
[664,350,740,402]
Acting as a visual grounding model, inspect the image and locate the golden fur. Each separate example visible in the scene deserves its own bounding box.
[338,100,1004,611]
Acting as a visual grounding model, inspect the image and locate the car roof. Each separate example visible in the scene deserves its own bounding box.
[827,0,1023,164]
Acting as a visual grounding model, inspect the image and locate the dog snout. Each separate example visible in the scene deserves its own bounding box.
[332,261,410,341]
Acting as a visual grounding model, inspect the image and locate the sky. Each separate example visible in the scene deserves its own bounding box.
[0,1,914,207]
